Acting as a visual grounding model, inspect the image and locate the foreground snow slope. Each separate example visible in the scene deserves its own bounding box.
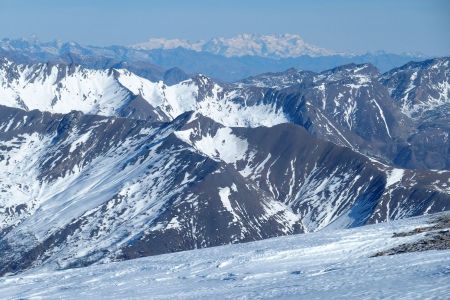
[1,213,449,299]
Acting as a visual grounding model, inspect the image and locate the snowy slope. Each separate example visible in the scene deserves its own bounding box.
[0,213,449,299]
[0,59,287,127]
[0,59,129,115]
[115,69,288,127]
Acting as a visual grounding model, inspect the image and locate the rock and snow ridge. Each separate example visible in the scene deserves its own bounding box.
[0,58,287,127]
[0,212,449,299]
[131,33,336,58]
[0,105,449,275]
[1,57,449,171]
[0,58,407,143]
[0,107,301,275]
[378,57,450,169]
[380,56,450,119]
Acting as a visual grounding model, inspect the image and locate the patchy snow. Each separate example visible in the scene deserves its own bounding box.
[0,132,50,229]
[382,58,450,118]
[342,96,356,130]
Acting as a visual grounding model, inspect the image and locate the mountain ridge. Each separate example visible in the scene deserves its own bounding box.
[1,105,449,275]
[1,57,449,169]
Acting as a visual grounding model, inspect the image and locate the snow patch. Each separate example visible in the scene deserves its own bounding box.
[386,169,404,188]
[218,184,239,222]
[69,130,92,153]
[175,127,248,164]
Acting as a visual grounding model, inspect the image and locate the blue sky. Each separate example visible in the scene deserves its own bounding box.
[0,0,449,55]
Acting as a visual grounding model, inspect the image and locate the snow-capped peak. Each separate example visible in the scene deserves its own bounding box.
[0,60,288,127]
[131,33,336,58]
[0,61,131,116]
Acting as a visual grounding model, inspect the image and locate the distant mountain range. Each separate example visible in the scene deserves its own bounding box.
[0,35,429,82]
[131,33,337,58]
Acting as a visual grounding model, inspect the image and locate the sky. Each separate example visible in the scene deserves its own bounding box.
[0,0,449,56]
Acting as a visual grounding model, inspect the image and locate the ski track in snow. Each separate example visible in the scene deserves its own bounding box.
[0,214,449,299]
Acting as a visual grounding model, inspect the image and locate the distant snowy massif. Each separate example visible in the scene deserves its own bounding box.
[0,34,449,299]
[132,33,336,58]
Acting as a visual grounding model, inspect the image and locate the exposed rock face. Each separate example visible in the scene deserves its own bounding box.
[372,214,450,256]
[380,57,450,170]
[380,57,450,119]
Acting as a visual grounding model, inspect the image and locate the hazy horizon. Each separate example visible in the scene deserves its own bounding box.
[0,0,449,56]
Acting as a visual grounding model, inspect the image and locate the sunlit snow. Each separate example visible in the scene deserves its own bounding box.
[0,214,448,299]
